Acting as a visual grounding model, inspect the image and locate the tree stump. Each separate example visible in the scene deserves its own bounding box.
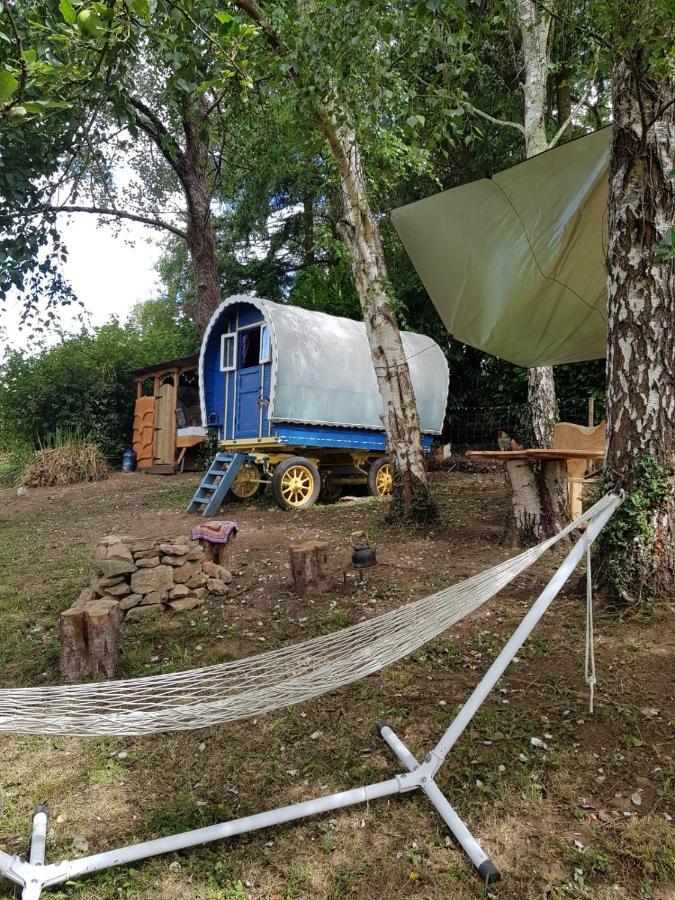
[59,607,89,684]
[505,459,570,547]
[59,599,120,684]
[201,532,236,567]
[85,599,121,680]
[289,540,329,597]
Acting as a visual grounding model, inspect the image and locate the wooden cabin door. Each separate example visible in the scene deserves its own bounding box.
[154,381,176,465]
[132,396,155,469]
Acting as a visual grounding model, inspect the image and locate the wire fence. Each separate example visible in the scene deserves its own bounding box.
[446,396,606,452]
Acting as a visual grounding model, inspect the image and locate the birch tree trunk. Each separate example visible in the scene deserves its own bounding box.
[231,0,432,518]
[600,57,675,603]
[321,119,432,517]
[518,0,557,448]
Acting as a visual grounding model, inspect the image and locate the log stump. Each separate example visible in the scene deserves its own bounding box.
[59,607,89,684]
[505,459,571,547]
[59,598,120,684]
[289,540,329,597]
[201,532,236,567]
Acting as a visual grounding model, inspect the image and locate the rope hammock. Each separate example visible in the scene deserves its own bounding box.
[0,494,615,738]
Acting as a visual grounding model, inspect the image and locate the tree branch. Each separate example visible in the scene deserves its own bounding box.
[232,0,281,51]
[462,101,525,135]
[646,96,675,131]
[14,205,187,239]
[546,74,598,150]
[127,96,187,184]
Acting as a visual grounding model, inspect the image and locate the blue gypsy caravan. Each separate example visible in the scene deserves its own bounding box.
[188,295,449,513]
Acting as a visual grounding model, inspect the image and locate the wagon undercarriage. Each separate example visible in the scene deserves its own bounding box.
[214,444,393,509]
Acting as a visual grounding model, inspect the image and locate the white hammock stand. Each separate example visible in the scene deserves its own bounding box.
[0,490,622,899]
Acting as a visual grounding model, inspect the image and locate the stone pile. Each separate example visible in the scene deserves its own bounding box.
[80,533,232,623]
[59,532,233,683]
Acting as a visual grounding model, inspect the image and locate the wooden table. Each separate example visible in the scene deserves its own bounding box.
[466,448,604,545]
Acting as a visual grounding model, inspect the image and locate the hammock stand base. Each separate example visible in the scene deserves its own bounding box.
[1,726,499,900]
[0,492,621,899]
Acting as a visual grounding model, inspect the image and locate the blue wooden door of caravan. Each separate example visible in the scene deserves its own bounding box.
[235,327,262,439]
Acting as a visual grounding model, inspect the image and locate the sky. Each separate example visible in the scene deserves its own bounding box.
[1,211,165,353]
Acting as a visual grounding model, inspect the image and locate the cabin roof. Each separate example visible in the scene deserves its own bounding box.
[133,354,199,379]
[200,295,449,435]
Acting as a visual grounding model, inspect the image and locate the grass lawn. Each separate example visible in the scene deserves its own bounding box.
[0,470,672,899]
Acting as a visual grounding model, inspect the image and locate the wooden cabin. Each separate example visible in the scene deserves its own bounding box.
[132,355,206,474]
[190,295,449,511]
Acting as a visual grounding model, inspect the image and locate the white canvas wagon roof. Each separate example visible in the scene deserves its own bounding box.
[392,127,611,367]
[200,294,449,434]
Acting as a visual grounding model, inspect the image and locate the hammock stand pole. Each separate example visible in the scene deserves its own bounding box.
[0,491,622,900]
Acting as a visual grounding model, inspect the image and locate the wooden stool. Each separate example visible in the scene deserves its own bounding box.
[191,520,239,567]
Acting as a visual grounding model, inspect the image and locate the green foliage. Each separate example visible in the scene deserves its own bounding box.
[596,455,673,609]
[654,227,675,262]
[0,297,197,460]
[290,258,361,321]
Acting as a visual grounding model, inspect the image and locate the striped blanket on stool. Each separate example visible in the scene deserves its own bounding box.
[191,521,239,545]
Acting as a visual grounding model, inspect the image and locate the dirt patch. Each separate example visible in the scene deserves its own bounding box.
[0,471,672,899]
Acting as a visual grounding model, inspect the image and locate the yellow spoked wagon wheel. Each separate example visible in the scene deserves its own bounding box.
[368,457,393,497]
[229,462,264,500]
[272,457,321,510]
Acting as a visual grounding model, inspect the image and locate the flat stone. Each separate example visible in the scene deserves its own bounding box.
[159,543,190,557]
[130,564,173,595]
[99,543,136,578]
[88,597,119,613]
[125,604,163,623]
[192,587,208,599]
[133,548,160,560]
[135,556,160,569]
[206,578,228,596]
[105,580,131,597]
[172,561,198,584]
[72,587,97,610]
[169,584,190,599]
[140,590,168,605]
[97,574,125,588]
[119,593,143,611]
[128,540,156,554]
[186,573,207,590]
[161,555,186,567]
[203,562,232,582]
[186,546,204,562]
[168,596,206,612]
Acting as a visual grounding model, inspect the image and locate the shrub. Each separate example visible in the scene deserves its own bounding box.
[0,297,197,461]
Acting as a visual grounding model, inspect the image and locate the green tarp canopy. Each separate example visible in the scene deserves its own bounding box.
[392,128,611,367]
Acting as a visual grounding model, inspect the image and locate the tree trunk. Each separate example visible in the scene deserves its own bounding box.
[230,0,432,518]
[518,0,558,447]
[527,365,557,447]
[320,118,433,519]
[182,103,220,337]
[518,0,551,156]
[504,458,569,546]
[599,57,675,603]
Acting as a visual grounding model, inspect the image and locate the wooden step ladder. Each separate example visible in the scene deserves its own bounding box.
[187,452,248,516]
